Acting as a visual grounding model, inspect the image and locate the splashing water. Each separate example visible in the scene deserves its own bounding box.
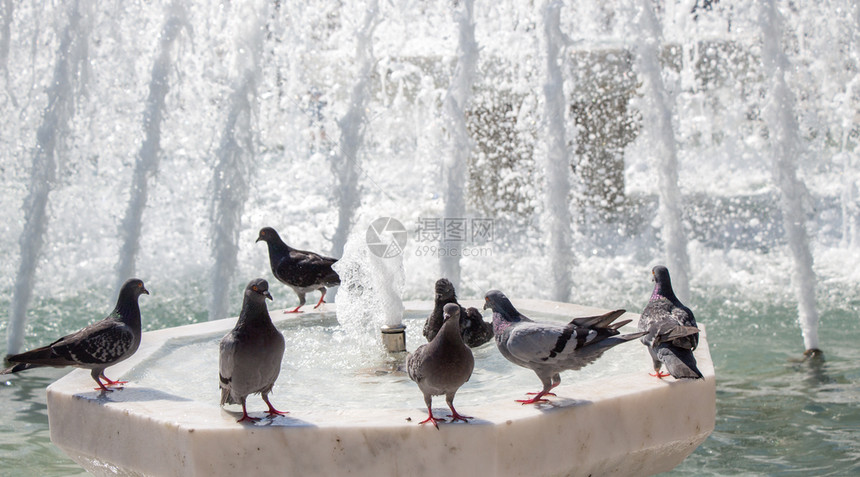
[114,2,188,293]
[6,1,89,355]
[759,0,819,351]
[333,226,404,344]
[208,0,268,322]
[629,0,691,303]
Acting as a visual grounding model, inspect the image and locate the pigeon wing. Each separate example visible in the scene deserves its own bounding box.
[406,345,427,383]
[505,322,594,366]
[11,319,134,367]
[218,333,237,404]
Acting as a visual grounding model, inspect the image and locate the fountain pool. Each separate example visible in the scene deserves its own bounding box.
[46,300,714,476]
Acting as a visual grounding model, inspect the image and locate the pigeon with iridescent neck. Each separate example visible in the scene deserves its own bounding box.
[408,303,475,429]
[483,289,645,404]
[2,278,149,392]
[638,265,703,379]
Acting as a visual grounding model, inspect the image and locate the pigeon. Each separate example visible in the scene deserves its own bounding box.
[483,290,646,404]
[256,226,340,313]
[2,278,149,392]
[219,278,287,423]
[638,265,703,379]
[423,278,493,348]
[407,303,475,429]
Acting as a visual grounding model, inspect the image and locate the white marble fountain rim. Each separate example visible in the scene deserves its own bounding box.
[46,298,714,429]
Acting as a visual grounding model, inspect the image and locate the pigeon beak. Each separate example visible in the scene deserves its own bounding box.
[482,301,489,310]
[256,236,263,243]
[263,290,273,301]
[142,287,150,295]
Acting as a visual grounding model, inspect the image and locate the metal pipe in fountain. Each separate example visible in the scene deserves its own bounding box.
[381,324,407,353]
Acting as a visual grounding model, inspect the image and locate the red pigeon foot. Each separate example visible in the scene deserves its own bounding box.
[100,375,128,387]
[517,391,551,404]
[419,413,444,429]
[447,410,473,423]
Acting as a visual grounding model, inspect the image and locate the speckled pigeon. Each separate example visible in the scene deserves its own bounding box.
[2,278,149,392]
[423,278,492,348]
[483,289,646,404]
[256,226,340,313]
[638,265,703,379]
[219,278,286,422]
[408,303,475,429]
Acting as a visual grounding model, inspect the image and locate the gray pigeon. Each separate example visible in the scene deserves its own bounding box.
[483,290,646,404]
[408,303,475,429]
[256,227,340,313]
[638,265,703,379]
[2,278,149,392]
[423,278,493,348]
[219,278,287,422]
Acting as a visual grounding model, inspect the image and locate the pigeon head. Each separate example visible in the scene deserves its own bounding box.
[256,227,282,244]
[434,278,456,302]
[483,289,521,318]
[443,303,461,323]
[651,265,676,301]
[119,278,149,298]
[246,278,273,301]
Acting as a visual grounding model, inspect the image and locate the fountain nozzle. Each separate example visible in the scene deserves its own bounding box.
[381,324,406,353]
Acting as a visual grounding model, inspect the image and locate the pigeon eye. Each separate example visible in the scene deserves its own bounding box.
[253,286,258,291]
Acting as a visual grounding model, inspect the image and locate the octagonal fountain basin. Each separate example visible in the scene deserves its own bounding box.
[46,299,715,477]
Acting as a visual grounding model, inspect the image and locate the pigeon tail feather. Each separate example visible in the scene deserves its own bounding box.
[657,346,703,379]
[2,361,43,374]
[5,344,72,369]
[569,309,626,329]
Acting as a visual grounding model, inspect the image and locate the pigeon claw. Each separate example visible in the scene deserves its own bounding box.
[516,392,551,405]
[526,392,556,397]
[237,414,261,423]
[419,415,443,429]
[649,371,671,378]
[447,412,473,423]
[516,397,550,405]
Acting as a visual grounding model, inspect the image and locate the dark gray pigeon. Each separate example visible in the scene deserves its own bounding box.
[408,303,475,429]
[256,226,340,313]
[483,289,646,404]
[2,278,149,392]
[638,265,703,379]
[423,278,493,348]
[219,278,287,422]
